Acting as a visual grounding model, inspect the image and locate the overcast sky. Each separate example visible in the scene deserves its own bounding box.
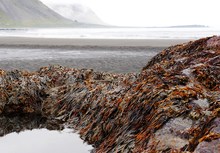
[40,0,220,27]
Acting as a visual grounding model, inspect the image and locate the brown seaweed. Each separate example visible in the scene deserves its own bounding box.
[0,36,219,152]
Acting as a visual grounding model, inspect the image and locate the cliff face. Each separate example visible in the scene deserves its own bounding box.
[0,0,74,27]
[0,36,219,152]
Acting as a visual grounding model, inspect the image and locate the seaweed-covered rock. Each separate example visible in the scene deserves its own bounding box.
[0,36,219,152]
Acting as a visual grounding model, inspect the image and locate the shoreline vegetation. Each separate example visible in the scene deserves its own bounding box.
[0,36,219,152]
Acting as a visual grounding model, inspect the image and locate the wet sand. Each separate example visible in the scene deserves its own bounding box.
[0,37,192,47]
[0,37,192,73]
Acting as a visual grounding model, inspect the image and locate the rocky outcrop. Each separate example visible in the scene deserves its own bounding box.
[0,36,219,152]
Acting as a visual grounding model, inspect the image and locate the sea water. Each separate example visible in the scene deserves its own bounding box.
[0,46,160,72]
[0,129,93,153]
[0,27,220,39]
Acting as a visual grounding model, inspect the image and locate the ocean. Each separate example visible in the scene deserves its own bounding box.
[0,27,220,39]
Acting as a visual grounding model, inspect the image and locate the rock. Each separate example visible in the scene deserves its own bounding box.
[194,118,220,153]
[0,36,219,152]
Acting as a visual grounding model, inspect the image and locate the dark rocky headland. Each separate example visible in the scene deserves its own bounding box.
[0,36,219,152]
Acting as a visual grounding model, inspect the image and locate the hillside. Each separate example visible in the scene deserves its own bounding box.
[0,0,75,27]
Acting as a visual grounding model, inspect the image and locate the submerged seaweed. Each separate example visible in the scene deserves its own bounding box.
[0,36,219,152]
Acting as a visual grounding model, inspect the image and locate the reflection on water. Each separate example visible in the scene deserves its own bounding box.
[0,48,158,60]
[0,129,93,153]
[0,47,160,73]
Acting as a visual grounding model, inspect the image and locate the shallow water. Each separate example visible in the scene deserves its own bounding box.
[0,47,158,61]
[0,129,93,153]
[0,47,161,73]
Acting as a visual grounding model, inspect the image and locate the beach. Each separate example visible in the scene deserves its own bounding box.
[0,37,191,47]
[0,37,192,73]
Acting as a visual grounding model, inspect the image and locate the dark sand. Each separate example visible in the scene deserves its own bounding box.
[0,37,192,73]
[0,37,191,47]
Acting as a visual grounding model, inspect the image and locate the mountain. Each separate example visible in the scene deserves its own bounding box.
[168,25,209,28]
[0,0,75,27]
[45,3,105,25]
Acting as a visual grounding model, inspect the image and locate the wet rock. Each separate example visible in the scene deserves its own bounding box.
[0,36,220,152]
[148,117,193,151]
[194,118,220,153]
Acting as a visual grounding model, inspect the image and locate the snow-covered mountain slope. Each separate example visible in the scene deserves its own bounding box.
[44,3,105,25]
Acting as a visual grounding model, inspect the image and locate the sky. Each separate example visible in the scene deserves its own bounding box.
[40,0,220,27]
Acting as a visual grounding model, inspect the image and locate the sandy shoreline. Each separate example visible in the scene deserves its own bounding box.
[0,37,193,73]
[0,37,192,48]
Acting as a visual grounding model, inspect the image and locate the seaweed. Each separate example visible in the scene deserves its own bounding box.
[0,36,219,152]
